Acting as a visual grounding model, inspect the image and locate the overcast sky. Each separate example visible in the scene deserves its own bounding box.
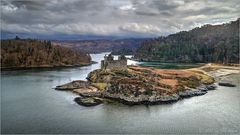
[1,0,239,39]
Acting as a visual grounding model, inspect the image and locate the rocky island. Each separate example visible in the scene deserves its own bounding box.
[54,54,240,107]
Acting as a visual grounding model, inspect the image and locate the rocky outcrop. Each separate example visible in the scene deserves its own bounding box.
[218,81,236,87]
[178,89,207,98]
[56,66,217,106]
[74,97,103,107]
[55,80,101,96]
[101,79,216,105]
[178,84,217,98]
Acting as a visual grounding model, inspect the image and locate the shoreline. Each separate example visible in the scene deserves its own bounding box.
[99,83,217,106]
[131,58,240,66]
[1,61,97,71]
[188,64,240,81]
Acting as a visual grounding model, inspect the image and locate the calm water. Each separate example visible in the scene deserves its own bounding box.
[1,53,240,134]
[139,62,203,69]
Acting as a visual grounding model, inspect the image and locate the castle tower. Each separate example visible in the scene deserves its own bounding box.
[118,55,126,60]
[101,54,127,70]
[107,54,114,61]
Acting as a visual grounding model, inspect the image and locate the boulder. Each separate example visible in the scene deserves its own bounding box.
[206,84,217,90]
[74,97,103,107]
[218,81,236,87]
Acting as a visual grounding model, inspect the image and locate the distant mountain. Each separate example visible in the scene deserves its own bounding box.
[52,38,147,54]
[1,33,142,41]
[134,19,239,63]
[1,39,91,69]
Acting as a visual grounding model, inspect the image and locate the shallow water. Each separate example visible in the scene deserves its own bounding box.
[1,53,240,134]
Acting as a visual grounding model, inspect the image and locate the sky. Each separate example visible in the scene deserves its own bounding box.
[1,0,239,40]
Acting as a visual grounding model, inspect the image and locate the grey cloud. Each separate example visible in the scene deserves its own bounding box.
[135,11,159,16]
[1,0,239,39]
[150,0,183,11]
[11,0,47,10]
[133,0,182,17]
[160,11,173,16]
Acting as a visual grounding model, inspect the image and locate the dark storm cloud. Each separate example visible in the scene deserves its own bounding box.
[1,0,239,39]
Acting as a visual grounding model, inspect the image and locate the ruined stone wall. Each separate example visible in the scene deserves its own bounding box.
[105,59,127,70]
[101,61,105,69]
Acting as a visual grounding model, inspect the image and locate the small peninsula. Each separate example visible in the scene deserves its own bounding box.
[55,54,240,107]
[1,38,92,69]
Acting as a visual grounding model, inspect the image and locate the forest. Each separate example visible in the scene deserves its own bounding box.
[134,19,239,63]
[1,38,91,68]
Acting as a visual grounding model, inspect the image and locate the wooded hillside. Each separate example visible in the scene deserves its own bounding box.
[134,19,239,63]
[1,39,91,69]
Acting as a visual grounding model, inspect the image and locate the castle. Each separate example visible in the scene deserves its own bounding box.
[101,54,127,70]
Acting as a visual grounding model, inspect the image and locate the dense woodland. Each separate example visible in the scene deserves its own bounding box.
[134,19,239,63]
[1,38,91,68]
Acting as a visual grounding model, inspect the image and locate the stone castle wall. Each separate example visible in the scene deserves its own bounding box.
[101,54,127,70]
[104,59,127,70]
[101,55,127,70]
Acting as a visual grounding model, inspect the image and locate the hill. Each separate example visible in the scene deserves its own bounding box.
[52,38,146,54]
[134,19,239,63]
[1,39,91,69]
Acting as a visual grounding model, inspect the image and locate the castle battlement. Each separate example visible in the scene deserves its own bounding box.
[101,54,127,70]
